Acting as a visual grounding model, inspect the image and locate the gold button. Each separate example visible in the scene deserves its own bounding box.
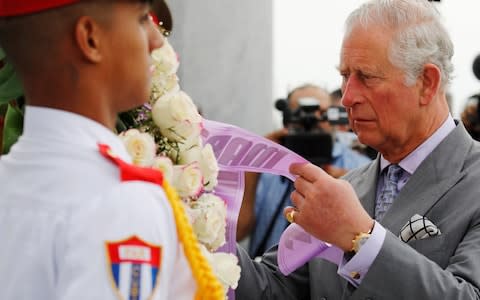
[350,271,361,279]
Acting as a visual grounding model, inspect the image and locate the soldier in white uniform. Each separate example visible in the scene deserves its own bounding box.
[0,1,202,299]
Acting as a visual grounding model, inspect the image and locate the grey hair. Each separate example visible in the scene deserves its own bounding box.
[345,0,454,90]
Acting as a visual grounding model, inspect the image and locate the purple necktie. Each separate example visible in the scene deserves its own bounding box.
[375,164,403,221]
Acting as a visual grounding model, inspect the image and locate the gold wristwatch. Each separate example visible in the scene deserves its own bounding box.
[350,222,375,253]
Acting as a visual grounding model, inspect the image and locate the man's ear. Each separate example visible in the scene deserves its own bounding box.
[419,63,441,106]
[74,16,103,63]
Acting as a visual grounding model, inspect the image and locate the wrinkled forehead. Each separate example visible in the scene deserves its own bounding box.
[339,24,393,71]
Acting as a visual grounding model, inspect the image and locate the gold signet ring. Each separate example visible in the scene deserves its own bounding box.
[286,210,296,223]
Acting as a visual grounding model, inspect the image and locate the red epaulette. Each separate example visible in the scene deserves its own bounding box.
[98,143,163,186]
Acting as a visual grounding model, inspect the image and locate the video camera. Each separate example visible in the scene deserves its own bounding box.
[275,97,349,166]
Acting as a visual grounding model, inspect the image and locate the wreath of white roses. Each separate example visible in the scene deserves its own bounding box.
[118,39,241,296]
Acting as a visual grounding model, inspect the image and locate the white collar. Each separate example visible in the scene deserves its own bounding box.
[21,105,132,162]
[380,114,455,174]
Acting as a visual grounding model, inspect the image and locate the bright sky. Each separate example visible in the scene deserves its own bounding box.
[273,0,480,122]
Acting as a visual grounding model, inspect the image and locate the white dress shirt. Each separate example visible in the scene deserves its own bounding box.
[0,106,195,299]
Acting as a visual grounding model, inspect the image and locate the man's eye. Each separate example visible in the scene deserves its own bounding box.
[361,72,380,81]
[359,73,372,80]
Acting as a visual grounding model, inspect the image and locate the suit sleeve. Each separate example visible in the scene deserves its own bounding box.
[350,228,480,299]
[236,244,310,299]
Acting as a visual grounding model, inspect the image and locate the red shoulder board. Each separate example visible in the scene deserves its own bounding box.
[98,143,163,186]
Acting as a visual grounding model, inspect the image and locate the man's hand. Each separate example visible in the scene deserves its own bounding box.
[284,163,374,252]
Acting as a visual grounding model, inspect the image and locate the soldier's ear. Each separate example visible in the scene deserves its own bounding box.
[74,16,103,63]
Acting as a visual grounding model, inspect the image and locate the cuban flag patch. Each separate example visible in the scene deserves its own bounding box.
[105,235,162,300]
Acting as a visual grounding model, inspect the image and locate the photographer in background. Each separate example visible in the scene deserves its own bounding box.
[461,94,480,141]
[461,54,480,141]
[237,84,371,258]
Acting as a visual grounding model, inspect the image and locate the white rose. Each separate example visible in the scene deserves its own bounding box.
[151,38,179,76]
[151,156,174,183]
[162,74,180,94]
[189,193,226,251]
[199,245,241,294]
[178,138,202,165]
[178,142,218,191]
[151,73,180,101]
[211,252,241,291]
[119,129,156,166]
[150,39,180,102]
[199,144,219,191]
[152,91,203,143]
[178,134,203,162]
[172,163,203,198]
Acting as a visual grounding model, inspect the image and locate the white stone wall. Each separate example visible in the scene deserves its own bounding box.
[167,1,273,135]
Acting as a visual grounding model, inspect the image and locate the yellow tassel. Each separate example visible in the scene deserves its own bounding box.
[162,180,225,300]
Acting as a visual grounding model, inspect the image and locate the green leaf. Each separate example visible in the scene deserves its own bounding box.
[115,117,128,134]
[2,103,24,154]
[0,48,24,105]
[0,102,7,116]
[118,111,138,129]
[0,70,23,105]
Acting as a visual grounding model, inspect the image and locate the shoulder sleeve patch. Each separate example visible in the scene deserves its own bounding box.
[105,235,163,300]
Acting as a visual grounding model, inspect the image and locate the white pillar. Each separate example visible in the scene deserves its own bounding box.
[168,0,273,134]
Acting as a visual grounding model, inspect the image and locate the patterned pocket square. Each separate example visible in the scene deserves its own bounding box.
[399,214,441,243]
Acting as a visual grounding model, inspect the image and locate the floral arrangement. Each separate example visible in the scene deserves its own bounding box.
[117,39,241,296]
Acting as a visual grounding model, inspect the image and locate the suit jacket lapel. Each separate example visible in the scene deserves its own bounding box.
[349,158,380,217]
[381,123,472,235]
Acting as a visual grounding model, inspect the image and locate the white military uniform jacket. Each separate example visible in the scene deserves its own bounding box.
[0,106,195,299]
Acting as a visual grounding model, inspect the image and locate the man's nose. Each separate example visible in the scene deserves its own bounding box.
[341,75,363,108]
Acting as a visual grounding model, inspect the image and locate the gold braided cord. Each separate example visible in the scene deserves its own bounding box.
[162,180,225,300]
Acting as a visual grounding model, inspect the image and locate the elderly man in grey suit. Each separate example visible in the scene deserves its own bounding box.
[236,0,480,299]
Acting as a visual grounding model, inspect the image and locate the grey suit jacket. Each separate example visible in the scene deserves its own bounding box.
[236,123,480,299]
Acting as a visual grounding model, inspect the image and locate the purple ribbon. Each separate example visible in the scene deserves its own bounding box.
[201,119,307,253]
[277,224,343,275]
[201,119,337,297]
